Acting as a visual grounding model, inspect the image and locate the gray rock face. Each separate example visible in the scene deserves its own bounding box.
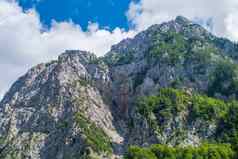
[1,16,238,159]
[0,50,122,159]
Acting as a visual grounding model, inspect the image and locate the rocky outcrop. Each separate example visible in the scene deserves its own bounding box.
[0,50,123,159]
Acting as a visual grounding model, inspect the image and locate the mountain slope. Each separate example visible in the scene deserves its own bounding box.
[1,16,238,159]
[0,51,122,158]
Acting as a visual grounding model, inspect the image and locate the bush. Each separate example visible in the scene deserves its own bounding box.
[125,146,157,159]
[125,144,235,159]
[216,101,238,151]
[190,95,227,121]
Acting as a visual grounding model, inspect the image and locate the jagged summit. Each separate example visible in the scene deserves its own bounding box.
[143,15,196,33]
[107,16,217,66]
[59,50,97,65]
[109,16,195,55]
[60,50,90,57]
[175,15,192,25]
[60,50,94,58]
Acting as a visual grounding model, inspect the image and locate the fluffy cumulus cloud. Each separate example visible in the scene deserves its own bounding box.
[127,0,238,40]
[0,0,135,99]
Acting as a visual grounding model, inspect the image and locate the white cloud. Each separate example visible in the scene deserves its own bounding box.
[0,0,135,99]
[127,0,238,40]
[224,10,238,40]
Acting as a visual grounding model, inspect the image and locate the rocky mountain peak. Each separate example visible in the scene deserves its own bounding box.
[1,17,238,159]
[174,15,192,25]
[107,16,217,67]
[59,50,97,65]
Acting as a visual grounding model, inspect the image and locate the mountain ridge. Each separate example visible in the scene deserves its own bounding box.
[1,16,238,159]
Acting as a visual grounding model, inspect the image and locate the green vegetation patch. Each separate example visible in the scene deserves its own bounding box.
[208,60,238,99]
[136,88,238,153]
[137,88,229,127]
[125,144,235,159]
[137,88,189,125]
[216,101,238,151]
[74,113,112,155]
[104,50,134,66]
[190,94,227,121]
[150,31,188,65]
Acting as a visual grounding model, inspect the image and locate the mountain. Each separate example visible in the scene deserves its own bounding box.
[1,16,238,159]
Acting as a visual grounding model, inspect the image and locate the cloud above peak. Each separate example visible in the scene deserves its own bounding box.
[127,0,238,40]
[0,0,135,99]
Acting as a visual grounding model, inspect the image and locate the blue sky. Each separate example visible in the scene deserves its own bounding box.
[18,0,132,30]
